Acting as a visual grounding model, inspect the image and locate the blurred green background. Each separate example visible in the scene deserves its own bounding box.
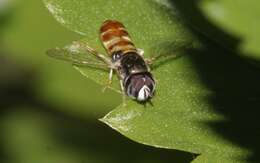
[2,0,260,162]
[0,0,194,163]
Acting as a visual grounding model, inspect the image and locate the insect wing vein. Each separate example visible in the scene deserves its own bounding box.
[47,47,109,70]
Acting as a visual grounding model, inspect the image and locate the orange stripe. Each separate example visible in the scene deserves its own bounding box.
[108,40,134,51]
[100,20,136,55]
[111,45,137,55]
[100,20,125,33]
[101,29,129,42]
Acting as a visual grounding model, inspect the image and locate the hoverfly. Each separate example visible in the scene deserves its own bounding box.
[47,20,180,103]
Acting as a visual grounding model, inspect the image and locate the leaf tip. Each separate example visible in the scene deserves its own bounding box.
[98,117,105,123]
[98,116,118,132]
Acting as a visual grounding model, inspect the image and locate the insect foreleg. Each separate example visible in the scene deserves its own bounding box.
[120,80,127,106]
[108,68,113,83]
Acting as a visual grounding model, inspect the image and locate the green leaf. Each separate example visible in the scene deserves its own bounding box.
[43,0,259,162]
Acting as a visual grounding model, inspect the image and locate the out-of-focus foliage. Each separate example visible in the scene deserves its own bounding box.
[43,0,260,163]
[200,0,260,59]
[170,0,260,63]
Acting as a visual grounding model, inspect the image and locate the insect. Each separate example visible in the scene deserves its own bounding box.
[100,20,155,102]
[48,20,165,103]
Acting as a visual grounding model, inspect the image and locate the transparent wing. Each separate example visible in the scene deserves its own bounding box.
[147,40,194,69]
[47,42,111,70]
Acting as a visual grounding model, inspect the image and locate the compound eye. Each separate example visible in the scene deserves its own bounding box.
[113,54,120,60]
[116,54,121,59]
[112,51,123,61]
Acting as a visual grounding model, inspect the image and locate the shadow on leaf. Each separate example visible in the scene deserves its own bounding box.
[167,0,260,162]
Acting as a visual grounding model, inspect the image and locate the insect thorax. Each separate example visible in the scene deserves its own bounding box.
[111,51,155,101]
[112,51,148,77]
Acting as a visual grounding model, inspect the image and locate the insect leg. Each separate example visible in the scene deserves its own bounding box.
[102,68,114,92]
[109,68,113,83]
[120,80,127,106]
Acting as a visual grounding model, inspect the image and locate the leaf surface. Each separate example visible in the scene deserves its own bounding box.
[43,0,259,162]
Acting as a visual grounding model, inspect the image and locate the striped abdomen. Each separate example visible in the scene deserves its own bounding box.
[100,20,137,56]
